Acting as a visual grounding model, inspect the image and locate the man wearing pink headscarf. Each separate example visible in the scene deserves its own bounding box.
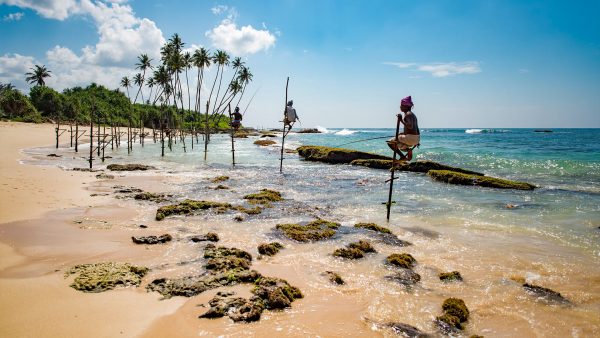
[387,95,420,161]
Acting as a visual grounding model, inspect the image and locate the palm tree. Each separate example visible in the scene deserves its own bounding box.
[133,73,144,103]
[146,77,155,105]
[182,52,193,111]
[25,65,51,86]
[209,50,230,116]
[214,56,243,114]
[192,47,211,113]
[235,66,253,108]
[120,76,131,100]
[134,54,152,103]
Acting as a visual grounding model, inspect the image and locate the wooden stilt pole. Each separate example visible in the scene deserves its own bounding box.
[89,107,94,169]
[386,113,403,221]
[204,101,209,160]
[70,123,73,147]
[75,121,79,152]
[279,77,289,173]
[228,104,235,167]
[97,116,101,157]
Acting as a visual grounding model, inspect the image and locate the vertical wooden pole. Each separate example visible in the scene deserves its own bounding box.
[75,121,79,153]
[97,116,101,157]
[70,123,73,147]
[204,101,209,160]
[229,104,235,167]
[386,113,403,221]
[89,107,94,169]
[279,77,289,173]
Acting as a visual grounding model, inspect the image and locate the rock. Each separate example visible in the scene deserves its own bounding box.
[234,206,263,214]
[435,313,463,333]
[260,133,277,138]
[155,199,232,221]
[439,271,463,282]
[131,234,172,244]
[147,269,261,298]
[210,176,229,183]
[134,192,169,203]
[95,173,115,179]
[47,153,62,157]
[276,219,340,242]
[347,239,376,253]
[139,224,148,228]
[106,163,155,171]
[386,253,416,269]
[385,268,421,286]
[251,277,303,309]
[333,240,375,259]
[243,189,283,205]
[210,184,229,190]
[354,222,392,234]
[254,139,277,146]
[200,292,264,322]
[386,322,431,338]
[324,271,345,285]
[351,159,484,175]
[190,232,219,242]
[428,170,536,190]
[442,297,469,322]
[297,145,391,164]
[114,187,143,194]
[373,233,412,247]
[257,242,284,256]
[65,262,149,293]
[523,283,570,305]
[234,215,244,222]
[296,128,321,134]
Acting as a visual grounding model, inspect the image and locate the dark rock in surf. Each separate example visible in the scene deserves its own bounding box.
[107,163,155,171]
[428,170,536,190]
[386,322,431,338]
[190,232,219,242]
[351,159,484,176]
[385,268,421,286]
[297,145,391,164]
[131,234,172,244]
[523,283,571,305]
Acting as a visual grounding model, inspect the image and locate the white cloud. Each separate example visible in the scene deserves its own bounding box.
[211,5,228,15]
[2,12,24,21]
[0,53,37,88]
[0,0,166,92]
[384,61,481,77]
[206,19,276,56]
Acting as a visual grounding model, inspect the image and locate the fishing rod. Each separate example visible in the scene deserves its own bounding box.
[242,86,261,116]
[333,135,394,148]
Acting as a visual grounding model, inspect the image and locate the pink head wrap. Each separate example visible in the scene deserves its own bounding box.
[401,96,413,107]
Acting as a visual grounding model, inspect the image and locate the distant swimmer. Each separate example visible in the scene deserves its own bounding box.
[387,96,420,161]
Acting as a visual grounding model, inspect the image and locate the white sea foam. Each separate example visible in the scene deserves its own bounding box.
[465,129,483,134]
[335,129,356,136]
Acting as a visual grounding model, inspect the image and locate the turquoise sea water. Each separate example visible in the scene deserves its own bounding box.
[28,127,600,258]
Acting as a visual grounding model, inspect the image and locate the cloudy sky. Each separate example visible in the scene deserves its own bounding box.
[1,0,598,128]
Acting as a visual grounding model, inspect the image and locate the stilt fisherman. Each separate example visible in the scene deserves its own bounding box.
[386,95,420,161]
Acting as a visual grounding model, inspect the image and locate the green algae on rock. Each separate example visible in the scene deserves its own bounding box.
[210,175,229,183]
[243,189,283,205]
[435,298,470,333]
[354,222,392,234]
[134,192,170,203]
[297,145,391,164]
[155,199,233,220]
[200,291,264,322]
[65,262,149,293]
[253,139,277,146]
[324,271,345,285]
[258,242,284,256]
[276,219,341,242]
[106,163,156,171]
[351,159,484,175]
[333,240,375,259]
[252,277,303,309]
[428,170,536,190]
[386,253,416,269]
[439,271,463,282]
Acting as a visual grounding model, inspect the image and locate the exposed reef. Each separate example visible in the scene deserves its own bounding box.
[190,233,220,242]
[155,200,232,221]
[324,271,345,285]
[134,192,170,203]
[131,234,172,244]
[106,163,156,171]
[351,159,483,175]
[65,262,149,293]
[333,240,376,259]
[428,170,536,190]
[435,298,470,333]
[258,242,284,256]
[439,271,463,282]
[297,145,390,164]
[243,189,283,205]
[253,139,277,146]
[354,222,392,234]
[210,176,229,183]
[523,283,571,305]
[276,219,341,242]
[386,253,416,269]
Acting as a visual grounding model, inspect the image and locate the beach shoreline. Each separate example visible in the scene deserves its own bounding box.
[1,121,599,337]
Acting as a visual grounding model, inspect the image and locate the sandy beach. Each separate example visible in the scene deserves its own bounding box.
[1,122,599,338]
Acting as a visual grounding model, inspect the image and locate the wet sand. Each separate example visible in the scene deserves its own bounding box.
[1,122,599,337]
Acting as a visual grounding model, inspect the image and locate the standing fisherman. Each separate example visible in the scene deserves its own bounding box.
[387,96,420,161]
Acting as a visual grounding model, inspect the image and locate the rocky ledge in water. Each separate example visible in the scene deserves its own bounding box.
[132,234,172,244]
[253,139,277,146]
[276,219,341,242]
[523,283,571,305]
[106,163,156,171]
[258,242,284,256]
[386,253,417,269]
[297,145,391,164]
[351,159,484,176]
[385,268,421,286]
[354,222,412,247]
[296,128,322,134]
[134,192,171,203]
[385,322,431,337]
[155,200,232,221]
[65,262,149,293]
[435,297,470,334]
[332,240,376,259]
[95,173,115,179]
[210,175,229,183]
[428,170,536,190]
[190,232,220,242]
[243,189,283,206]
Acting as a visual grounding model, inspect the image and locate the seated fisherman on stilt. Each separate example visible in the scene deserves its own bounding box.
[387,95,420,162]
[230,106,243,131]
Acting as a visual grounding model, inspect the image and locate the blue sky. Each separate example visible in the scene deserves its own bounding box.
[1,0,598,128]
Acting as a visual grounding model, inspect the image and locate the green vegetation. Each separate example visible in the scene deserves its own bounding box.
[351,159,484,175]
[333,240,376,259]
[439,271,463,282]
[210,176,229,183]
[276,219,341,242]
[386,253,416,269]
[428,170,536,190]
[243,189,283,205]
[297,145,391,164]
[324,271,345,285]
[155,199,232,220]
[354,222,392,234]
[65,262,149,293]
[258,242,284,256]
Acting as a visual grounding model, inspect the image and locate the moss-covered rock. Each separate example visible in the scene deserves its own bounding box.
[428,170,536,190]
[235,206,263,215]
[523,283,570,305]
[297,145,391,164]
[276,219,340,242]
[199,291,264,322]
[65,262,149,293]
[258,242,284,256]
[210,176,229,183]
[348,240,376,253]
[386,253,416,269]
[210,184,230,190]
[333,240,375,259]
[155,199,232,220]
[351,159,484,176]
[385,268,421,286]
[252,277,303,309]
[243,189,283,205]
[354,222,392,234]
[442,298,470,322]
[107,164,155,171]
[254,139,277,146]
[439,271,463,282]
[297,128,322,134]
[134,192,169,203]
[324,271,345,285]
[131,234,172,244]
[436,313,463,331]
[190,232,219,242]
[204,244,252,261]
